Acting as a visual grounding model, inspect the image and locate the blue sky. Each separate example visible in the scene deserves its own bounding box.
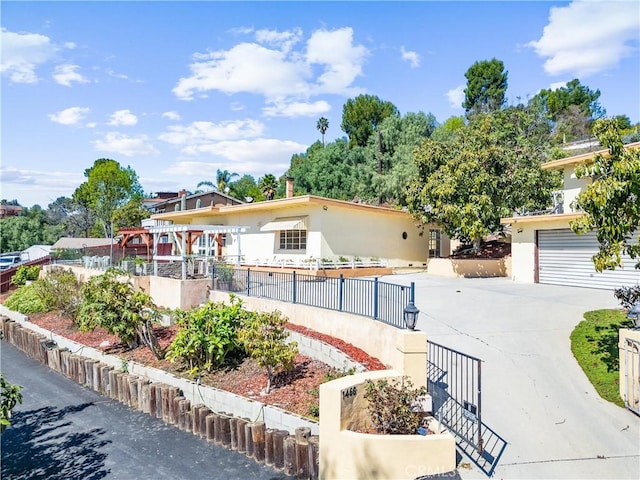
[2,1,639,208]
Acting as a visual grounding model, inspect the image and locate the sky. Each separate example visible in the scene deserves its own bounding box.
[2,0,639,208]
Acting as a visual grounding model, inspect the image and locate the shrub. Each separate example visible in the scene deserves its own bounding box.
[77,268,164,359]
[614,285,640,310]
[166,296,251,375]
[364,376,427,435]
[4,284,46,314]
[238,309,298,393]
[10,265,40,286]
[32,268,81,320]
[0,373,22,433]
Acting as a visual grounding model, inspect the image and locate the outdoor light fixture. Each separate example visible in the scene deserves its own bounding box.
[627,301,640,328]
[403,301,420,330]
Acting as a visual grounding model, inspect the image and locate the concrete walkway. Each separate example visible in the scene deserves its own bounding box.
[384,274,639,480]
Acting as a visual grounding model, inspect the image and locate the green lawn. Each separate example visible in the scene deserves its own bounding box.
[570,309,634,407]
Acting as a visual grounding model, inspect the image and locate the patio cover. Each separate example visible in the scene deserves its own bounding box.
[260,216,307,232]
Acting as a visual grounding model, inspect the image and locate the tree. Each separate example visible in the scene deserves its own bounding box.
[258,174,279,201]
[228,174,263,202]
[463,58,508,116]
[341,94,400,148]
[431,116,465,142]
[0,205,63,253]
[73,159,142,249]
[111,198,150,230]
[47,196,96,238]
[530,79,604,143]
[407,107,559,251]
[238,309,298,394]
[570,118,640,271]
[316,117,329,146]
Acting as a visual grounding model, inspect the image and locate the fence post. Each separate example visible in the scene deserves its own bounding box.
[292,270,297,304]
[373,277,379,320]
[411,281,415,303]
[338,274,344,312]
[211,264,216,290]
[247,268,251,296]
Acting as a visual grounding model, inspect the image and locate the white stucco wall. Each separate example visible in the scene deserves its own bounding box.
[562,167,591,213]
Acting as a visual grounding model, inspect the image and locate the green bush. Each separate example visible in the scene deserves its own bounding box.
[238,309,298,393]
[1,373,23,433]
[77,268,164,359]
[31,267,81,320]
[10,265,40,286]
[166,296,251,375]
[364,376,427,435]
[4,284,46,314]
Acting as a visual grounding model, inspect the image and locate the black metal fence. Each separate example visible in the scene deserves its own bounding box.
[212,265,414,329]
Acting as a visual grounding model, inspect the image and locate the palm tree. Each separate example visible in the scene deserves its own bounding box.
[197,169,239,194]
[259,174,279,201]
[316,117,329,146]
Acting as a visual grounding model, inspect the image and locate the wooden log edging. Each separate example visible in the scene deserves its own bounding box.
[0,315,318,478]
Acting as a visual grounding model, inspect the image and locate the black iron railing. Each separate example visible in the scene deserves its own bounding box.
[212,266,414,329]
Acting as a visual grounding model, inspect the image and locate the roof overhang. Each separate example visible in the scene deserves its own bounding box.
[542,141,640,171]
[500,212,584,225]
[148,224,248,234]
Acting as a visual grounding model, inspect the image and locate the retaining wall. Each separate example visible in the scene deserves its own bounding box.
[0,310,320,478]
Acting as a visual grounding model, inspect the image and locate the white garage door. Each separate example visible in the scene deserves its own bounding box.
[538,229,640,290]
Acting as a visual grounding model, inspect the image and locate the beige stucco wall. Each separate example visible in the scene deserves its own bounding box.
[619,328,640,412]
[186,202,442,267]
[319,371,456,480]
[562,167,591,213]
[426,257,511,278]
[148,276,210,310]
[509,216,574,284]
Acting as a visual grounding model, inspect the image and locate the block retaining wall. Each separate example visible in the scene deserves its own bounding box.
[1,314,320,479]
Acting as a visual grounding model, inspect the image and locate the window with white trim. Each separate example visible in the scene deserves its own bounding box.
[279,230,307,250]
[428,229,441,258]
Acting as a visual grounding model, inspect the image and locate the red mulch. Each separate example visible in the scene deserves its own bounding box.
[20,311,386,420]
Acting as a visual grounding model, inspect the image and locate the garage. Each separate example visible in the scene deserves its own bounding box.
[537,229,640,290]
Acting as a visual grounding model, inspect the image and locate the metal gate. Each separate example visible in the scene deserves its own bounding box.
[622,337,640,416]
[427,341,506,477]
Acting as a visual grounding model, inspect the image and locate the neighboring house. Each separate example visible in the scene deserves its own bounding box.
[501,142,640,290]
[150,189,452,268]
[148,189,244,214]
[0,204,22,219]
[22,245,52,261]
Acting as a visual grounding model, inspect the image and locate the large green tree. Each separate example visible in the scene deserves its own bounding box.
[258,174,279,201]
[407,106,559,251]
[73,159,143,253]
[0,205,63,253]
[228,174,263,202]
[530,79,604,143]
[571,118,640,271]
[47,196,96,237]
[463,58,508,116]
[341,94,400,148]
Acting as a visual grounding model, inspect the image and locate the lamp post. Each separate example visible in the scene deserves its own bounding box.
[627,301,640,328]
[403,282,419,330]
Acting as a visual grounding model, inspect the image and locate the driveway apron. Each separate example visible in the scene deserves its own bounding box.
[385,274,640,480]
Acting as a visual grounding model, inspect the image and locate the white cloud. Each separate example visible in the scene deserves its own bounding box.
[48,106,91,125]
[255,28,303,54]
[528,0,640,77]
[53,64,89,86]
[549,81,567,91]
[173,27,367,108]
[158,119,265,145]
[94,132,158,156]
[0,29,58,83]
[263,100,330,117]
[162,111,181,121]
[445,85,465,109]
[400,46,420,68]
[108,109,138,126]
[0,166,84,207]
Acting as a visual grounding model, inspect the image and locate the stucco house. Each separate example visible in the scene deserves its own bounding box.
[149,187,452,269]
[501,142,640,290]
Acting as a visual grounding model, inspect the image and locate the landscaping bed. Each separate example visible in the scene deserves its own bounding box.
[23,310,386,420]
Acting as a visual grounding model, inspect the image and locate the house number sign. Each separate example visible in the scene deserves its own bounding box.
[341,386,357,399]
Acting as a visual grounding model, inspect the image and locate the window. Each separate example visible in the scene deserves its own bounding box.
[279,230,307,250]
[428,229,441,258]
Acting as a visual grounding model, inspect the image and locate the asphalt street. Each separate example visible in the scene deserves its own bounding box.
[1,341,292,480]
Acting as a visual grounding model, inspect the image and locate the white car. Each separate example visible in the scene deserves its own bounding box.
[0,255,22,271]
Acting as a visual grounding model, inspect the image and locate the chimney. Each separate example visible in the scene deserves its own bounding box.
[286,176,294,198]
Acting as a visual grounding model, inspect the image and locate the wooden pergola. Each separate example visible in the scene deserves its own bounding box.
[147,224,249,279]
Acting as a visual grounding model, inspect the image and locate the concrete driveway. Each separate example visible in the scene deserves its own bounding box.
[382,273,639,480]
